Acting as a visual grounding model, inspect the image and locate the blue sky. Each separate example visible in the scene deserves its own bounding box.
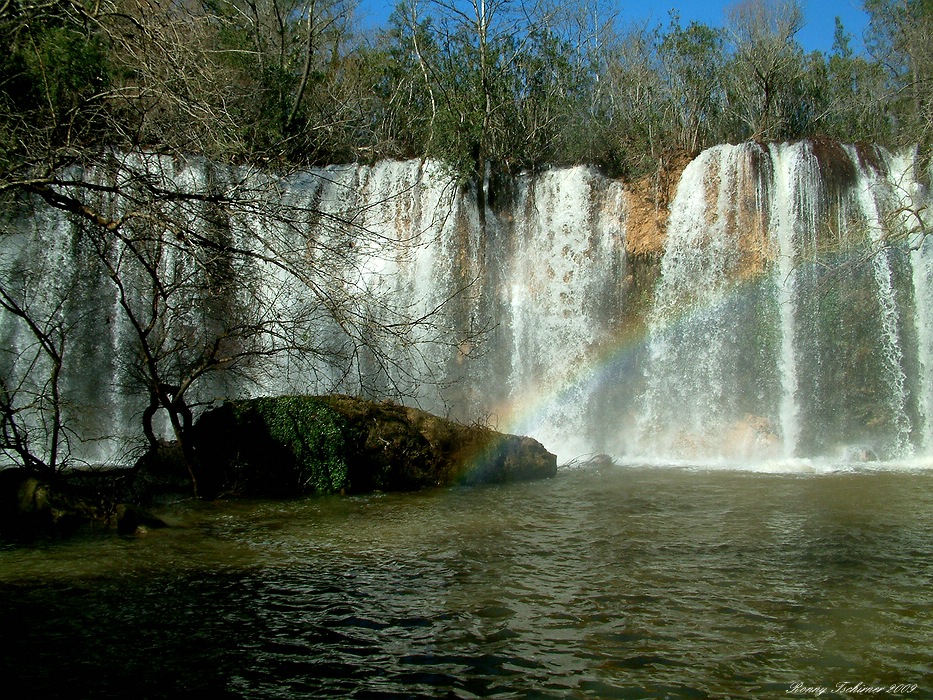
[356,1,870,54]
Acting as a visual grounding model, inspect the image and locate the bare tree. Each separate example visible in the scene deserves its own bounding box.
[0,286,69,478]
[0,1,476,492]
[725,0,805,140]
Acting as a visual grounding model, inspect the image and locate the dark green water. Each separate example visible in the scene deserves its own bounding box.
[2,465,933,699]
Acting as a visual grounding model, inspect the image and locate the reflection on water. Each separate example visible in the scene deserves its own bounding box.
[2,465,933,699]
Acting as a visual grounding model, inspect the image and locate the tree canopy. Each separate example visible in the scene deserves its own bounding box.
[2,0,930,184]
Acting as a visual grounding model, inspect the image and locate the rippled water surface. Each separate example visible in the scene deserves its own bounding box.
[2,465,933,699]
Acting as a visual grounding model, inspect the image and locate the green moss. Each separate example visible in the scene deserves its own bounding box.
[235,396,350,494]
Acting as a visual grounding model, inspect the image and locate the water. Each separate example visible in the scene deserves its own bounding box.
[3,142,931,467]
[3,465,933,699]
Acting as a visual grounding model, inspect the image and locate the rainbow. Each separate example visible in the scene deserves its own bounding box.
[489,267,846,468]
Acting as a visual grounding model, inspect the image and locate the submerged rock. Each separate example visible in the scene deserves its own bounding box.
[187,395,558,498]
[114,503,169,536]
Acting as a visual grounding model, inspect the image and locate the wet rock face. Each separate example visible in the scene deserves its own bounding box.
[189,395,558,498]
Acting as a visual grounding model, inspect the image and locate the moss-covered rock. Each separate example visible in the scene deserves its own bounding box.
[188,396,351,498]
[188,395,557,498]
[1,396,557,537]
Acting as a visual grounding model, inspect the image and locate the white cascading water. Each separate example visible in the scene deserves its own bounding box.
[633,145,748,460]
[849,147,914,456]
[496,167,627,457]
[630,141,929,465]
[912,231,933,452]
[632,143,793,462]
[1,142,931,468]
[769,143,806,459]
[256,160,469,400]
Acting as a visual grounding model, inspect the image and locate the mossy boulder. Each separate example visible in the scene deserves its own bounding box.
[188,395,557,498]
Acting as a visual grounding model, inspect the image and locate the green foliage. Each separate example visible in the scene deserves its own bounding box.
[863,0,933,156]
[23,27,107,112]
[0,17,111,167]
[2,0,932,198]
[236,396,350,494]
[660,18,726,152]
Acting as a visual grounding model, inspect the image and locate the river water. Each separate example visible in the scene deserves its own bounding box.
[2,464,932,699]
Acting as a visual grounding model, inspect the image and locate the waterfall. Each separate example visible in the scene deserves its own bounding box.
[849,147,914,455]
[913,233,933,452]
[632,144,782,462]
[1,142,931,468]
[634,146,744,459]
[497,167,627,456]
[769,144,804,459]
[629,141,929,464]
